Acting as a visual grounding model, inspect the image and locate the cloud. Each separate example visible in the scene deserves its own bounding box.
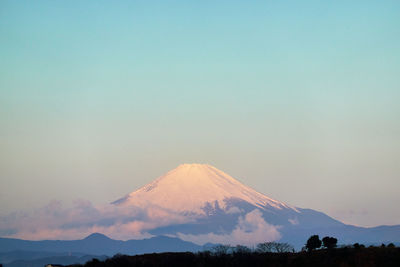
[176,209,281,246]
[0,202,279,246]
[0,199,194,240]
[225,206,243,214]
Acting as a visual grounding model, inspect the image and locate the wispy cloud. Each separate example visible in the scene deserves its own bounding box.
[0,199,193,240]
[0,201,281,246]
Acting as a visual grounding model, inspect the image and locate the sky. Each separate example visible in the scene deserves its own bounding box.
[1,0,399,231]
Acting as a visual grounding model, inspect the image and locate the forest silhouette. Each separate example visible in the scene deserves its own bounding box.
[61,236,400,267]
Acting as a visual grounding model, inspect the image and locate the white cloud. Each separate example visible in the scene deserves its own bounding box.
[0,199,194,240]
[177,209,281,246]
[0,201,280,245]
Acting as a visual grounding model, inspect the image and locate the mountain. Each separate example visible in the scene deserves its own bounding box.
[0,234,202,256]
[113,163,295,214]
[113,163,400,248]
[0,234,203,266]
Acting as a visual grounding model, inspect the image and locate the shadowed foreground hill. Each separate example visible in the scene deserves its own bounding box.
[67,247,400,267]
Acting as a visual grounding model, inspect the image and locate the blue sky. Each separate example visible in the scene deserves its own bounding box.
[1,0,400,227]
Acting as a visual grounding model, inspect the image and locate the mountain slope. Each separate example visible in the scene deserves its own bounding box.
[112,164,343,233]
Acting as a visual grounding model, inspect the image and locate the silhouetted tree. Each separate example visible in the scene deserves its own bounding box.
[388,243,395,248]
[211,244,232,255]
[353,243,365,249]
[275,243,294,253]
[62,247,400,267]
[256,242,294,253]
[256,242,275,253]
[322,236,337,249]
[306,235,321,251]
[233,245,252,254]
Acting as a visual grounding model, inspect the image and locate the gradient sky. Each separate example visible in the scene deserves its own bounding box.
[1,1,399,228]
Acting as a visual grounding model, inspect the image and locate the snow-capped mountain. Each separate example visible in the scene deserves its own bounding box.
[111,164,400,248]
[112,163,296,214]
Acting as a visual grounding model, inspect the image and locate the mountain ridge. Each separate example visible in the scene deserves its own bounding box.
[0,234,203,256]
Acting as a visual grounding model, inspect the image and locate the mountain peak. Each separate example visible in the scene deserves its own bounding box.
[112,164,296,214]
[83,233,111,241]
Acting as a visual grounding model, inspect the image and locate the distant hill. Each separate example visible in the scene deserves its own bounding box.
[0,234,203,256]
